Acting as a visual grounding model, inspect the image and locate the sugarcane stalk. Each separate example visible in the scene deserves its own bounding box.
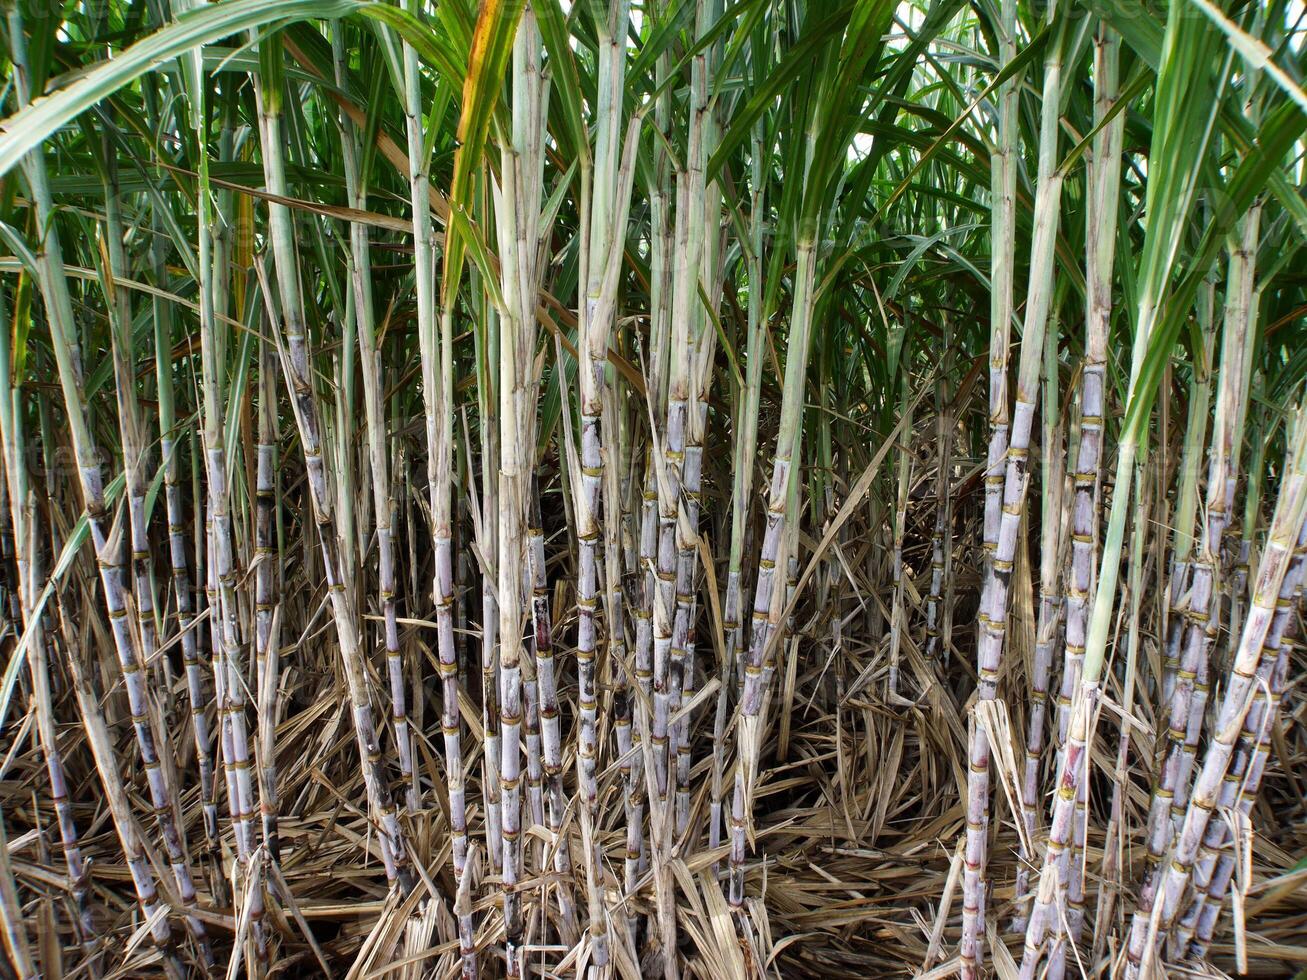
[964,0,1018,960]
[527,478,578,941]
[14,521,96,950]
[490,14,550,966]
[521,639,545,833]
[965,6,1059,968]
[925,328,953,664]
[889,371,912,698]
[1013,312,1065,933]
[1176,513,1307,958]
[1186,213,1260,786]
[478,312,504,882]
[58,598,175,962]
[669,0,721,845]
[1188,643,1286,957]
[630,446,657,902]
[204,510,242,856]
[1161,281,1217,708]
[653,165,698,845]
[1226,420,1265,662]
[1021,26,1125,974]
[570,3,636,964]
[150,203,219,854]
[634,1,676,895]
[1131,202,1262,962]
[253,336,280,865]
[97,142,215,961]
[180,22,260,871]
[0,299,94,952]
[1175,235,1261,822]
[396,9,468,914]
[601,367,630,841]
[1092,455,1150,966]
[100,138,165,750]
[1130,411,1307,977]
[11,14,212,960]
[338,24,417,818]
[497,288,528,976]
[1050,31,1125,964]
[254,37,413,891]
[731,228,817,909]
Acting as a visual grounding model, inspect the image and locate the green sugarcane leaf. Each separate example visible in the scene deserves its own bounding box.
[869,22,1051,226]
[707,4,854,182]
[10,269,32,387]
[536,0,588,167]
[0,1,373,180]
[442,0,525,309]
[1124,98,1307,443]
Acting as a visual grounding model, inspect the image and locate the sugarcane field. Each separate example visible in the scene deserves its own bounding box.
[1,0,1307,977]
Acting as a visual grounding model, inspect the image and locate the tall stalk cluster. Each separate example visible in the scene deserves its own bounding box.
[1,1,1306,978]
